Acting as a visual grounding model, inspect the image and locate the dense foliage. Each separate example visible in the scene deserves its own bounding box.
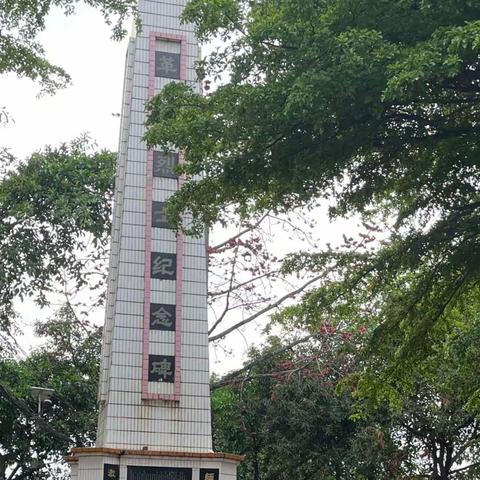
[145,0,480,399]
[212,334,399,480]
[213,319,480,480]
[0,138,115,341]
[0,0,137,92]
[0,305,101,480]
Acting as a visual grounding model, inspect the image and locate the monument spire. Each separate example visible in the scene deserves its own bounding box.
[66,1,242,478]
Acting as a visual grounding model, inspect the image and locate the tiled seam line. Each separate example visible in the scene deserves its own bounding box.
[142,32,187,401]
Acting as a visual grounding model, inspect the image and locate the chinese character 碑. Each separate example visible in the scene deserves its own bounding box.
[150,358,173,381]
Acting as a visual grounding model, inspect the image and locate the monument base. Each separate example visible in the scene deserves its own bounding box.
[65,448,243,480]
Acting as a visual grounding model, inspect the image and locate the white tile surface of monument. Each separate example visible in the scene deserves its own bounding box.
[66,1,242,479]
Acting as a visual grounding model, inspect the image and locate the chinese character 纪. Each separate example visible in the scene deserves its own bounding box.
[151,358,173,381]
[151,306,173,327]
[152,255,175,277]
[157,54,178,76]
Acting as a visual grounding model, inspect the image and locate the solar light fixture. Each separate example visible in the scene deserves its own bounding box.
[30,386,55,414]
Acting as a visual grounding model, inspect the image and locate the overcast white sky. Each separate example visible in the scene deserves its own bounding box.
[1,6,128,158]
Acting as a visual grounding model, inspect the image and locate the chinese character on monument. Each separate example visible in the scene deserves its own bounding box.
[149,355,175,383]
[151,359,172,380]
[155,51,181,79]
[151,253,176,279]
[153,151,179,178]
[151,306,174,328]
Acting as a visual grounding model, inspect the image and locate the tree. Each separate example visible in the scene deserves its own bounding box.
[0,0,137,93]
[212,333,402,480]
[385,304,480,479]
[144,0,480,395]
[212,312,480,480]
[0,132,313,360]
[0,304,101,480]
[0,137,115,345]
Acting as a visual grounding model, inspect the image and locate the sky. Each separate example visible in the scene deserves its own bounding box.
[0,4,355,374]
[1,6,128,158]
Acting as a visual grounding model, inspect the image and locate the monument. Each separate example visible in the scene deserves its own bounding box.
[65,1,242,478]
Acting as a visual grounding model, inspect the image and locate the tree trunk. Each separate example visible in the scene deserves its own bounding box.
[252,438,260,480]
[0,456,6,480]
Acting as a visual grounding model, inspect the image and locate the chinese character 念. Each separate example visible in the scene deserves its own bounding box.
[151,306,173,328]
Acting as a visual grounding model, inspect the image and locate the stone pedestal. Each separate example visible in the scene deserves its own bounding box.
[66,449,242,480]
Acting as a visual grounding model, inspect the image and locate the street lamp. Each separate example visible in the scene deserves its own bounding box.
[30,387,55,414]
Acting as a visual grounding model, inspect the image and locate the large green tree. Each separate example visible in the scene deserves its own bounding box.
[0,304,101,480]
[145,0,480,396]
[213,314,480,480]
[212,334,402,480]
[0,138,115,343]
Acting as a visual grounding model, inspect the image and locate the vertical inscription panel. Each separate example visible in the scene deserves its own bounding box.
[128,467,192,480]
[142,33,187,403]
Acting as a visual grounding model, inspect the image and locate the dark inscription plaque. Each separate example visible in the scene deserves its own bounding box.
[104,464,120,480]
[153,151,179,178]
[152,201,170,229]
[128,466,192,480]
[148,355,175,383]
[151,252,176,280]
[199,469,219,480]
[155,51,181,79]
[150,303,176,331]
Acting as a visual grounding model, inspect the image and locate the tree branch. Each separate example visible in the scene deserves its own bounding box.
[7,463,21,480]
[209,270,280,298]
[208,274,322,342]
[450,461,480,475]
[208,243,240,335]
[211,213,269,251]
[211,333,317,390]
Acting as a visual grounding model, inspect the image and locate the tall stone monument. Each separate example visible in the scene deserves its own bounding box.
[65,1,242,479]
